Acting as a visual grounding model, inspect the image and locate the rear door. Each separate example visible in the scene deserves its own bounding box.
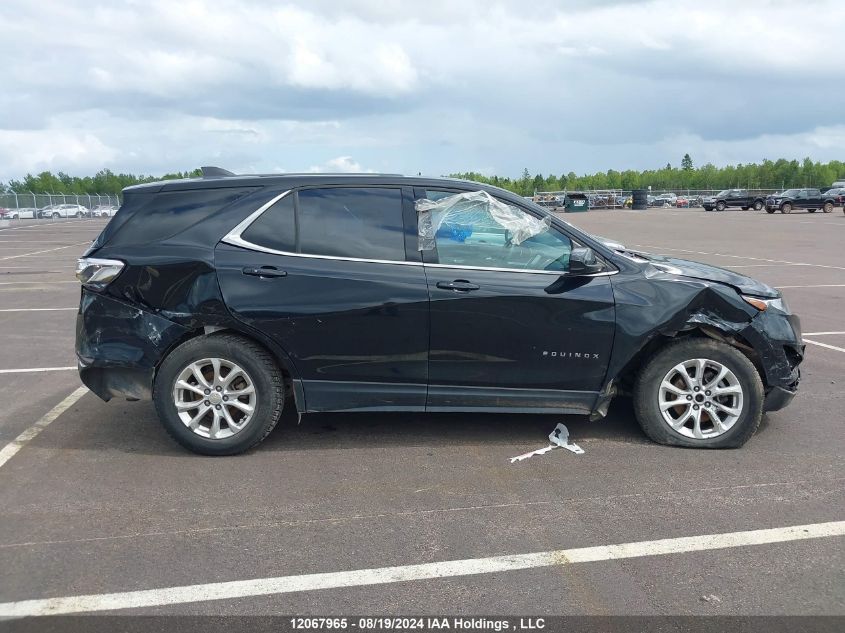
[215,186,430,412]
[415,188,615,414]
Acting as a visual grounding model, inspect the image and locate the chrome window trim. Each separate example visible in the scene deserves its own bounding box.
[221,189,617,277]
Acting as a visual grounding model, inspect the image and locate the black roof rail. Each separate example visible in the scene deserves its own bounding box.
[201,166,236,178]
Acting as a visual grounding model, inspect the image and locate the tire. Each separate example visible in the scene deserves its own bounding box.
[765,208,775,214]
[780,203,792,214]
[52,212,60,219]
[633,338,763,448]
[823,202,833,213]
[753,200,763,211]
[715,201,726,212]
[153,333,285,455]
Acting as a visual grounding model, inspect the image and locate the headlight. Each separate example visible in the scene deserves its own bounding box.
[76,257,124,290]
[742,295,788,312]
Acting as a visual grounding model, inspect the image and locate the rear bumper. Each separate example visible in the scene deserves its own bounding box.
[76,289,190,401]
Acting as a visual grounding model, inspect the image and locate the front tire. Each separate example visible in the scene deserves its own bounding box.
[633,338,763,448]
[716,201,726,212]
[780,203,792,214]
[153,333,284,455]
[823,202,833,213]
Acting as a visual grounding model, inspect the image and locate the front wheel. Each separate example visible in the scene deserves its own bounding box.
[153,333,285,455]
[753,200,763,211]
[633,338,763,448]
[780,203,792,214]
[715,201,726,212]
[52,212,60,219]
[823,202,833,213]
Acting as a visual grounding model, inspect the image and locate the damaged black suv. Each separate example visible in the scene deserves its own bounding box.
[76,169,803,455]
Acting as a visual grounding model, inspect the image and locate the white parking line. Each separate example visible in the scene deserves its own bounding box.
[0,366,76,374]
[0,242,89,261]
[0,308,76,312]
[0,521,841,617]
[632,244,845,271]
[804,339,845,353]
[803,331,845,336]
[0,386,87,470]
[0,281,77,286]
[775,284,845,289]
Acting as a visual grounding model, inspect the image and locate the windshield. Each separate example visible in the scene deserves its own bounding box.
[780,189,799,197]
[715,190,730,197]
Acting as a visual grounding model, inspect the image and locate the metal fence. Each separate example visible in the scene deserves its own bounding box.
[532,188,785,209]
[0,192,121,215]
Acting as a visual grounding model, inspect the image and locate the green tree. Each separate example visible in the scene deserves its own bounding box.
[681,154,693,171]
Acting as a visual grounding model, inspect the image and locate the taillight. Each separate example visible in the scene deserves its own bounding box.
[75,257,124,290]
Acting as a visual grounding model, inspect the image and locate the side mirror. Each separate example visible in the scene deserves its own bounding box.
[569,247,604,275]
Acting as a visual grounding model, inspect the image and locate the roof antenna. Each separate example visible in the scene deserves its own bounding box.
[201,166,236,178]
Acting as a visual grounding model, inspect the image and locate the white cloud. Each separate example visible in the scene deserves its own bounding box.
[309,156,374,173]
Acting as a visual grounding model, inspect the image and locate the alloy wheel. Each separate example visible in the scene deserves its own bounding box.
[658,358,744,439]
[172,358,257,439]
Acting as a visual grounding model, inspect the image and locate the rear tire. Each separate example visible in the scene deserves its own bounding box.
[153,333,284,455]
[753,200,763,211]
[823,202,833,213]
[633,338,763,448]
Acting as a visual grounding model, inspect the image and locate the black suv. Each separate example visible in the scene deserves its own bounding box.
[765,188,837,214]
[702,189,766,212]
[76,170,803,455]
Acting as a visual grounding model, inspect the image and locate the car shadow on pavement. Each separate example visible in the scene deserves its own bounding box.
[31,395,649,457]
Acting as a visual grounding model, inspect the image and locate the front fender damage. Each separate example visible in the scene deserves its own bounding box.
[591,273,800,420]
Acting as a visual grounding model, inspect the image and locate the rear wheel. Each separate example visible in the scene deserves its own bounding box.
[633,338,763,448]
[780,203,792,214]
[753,200,763,211]
[823,202,833,213]
[153,333,284,455]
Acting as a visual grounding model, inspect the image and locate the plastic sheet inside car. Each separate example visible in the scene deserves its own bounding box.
[416,190,551,251]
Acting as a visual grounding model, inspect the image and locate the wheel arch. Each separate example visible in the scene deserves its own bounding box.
[152,323,306,413]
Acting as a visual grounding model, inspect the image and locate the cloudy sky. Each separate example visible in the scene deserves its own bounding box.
[0,0,842,181]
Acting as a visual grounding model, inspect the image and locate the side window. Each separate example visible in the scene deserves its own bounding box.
[424,190,572,272]
[298,187,406,261]
[240,194,296,253]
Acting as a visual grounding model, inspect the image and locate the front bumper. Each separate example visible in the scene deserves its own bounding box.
[76,289,190,401]
[742,309,803,412]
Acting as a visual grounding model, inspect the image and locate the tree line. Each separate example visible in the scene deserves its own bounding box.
[1,157,843,197]
[450,156,845,196]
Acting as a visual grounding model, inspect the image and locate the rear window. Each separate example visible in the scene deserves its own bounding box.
[93,187,256,249]
[297,187,405,261]
[240,194,296,253]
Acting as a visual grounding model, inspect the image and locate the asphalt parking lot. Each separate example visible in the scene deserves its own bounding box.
[0,209,843,619]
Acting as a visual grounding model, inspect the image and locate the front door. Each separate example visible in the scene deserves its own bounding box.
[416,189,616,413]
[215,186,430,412]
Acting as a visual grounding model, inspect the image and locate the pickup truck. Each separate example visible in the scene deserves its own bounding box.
[764,188,838,214]
[702,189,766,211]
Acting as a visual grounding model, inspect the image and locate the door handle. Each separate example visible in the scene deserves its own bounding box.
[242,266,287,278]
[436,280,480,292]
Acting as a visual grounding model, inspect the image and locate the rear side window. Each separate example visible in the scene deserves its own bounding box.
[297,187,406,261]
[240,194,295,253]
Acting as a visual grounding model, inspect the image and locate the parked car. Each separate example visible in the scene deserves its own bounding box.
[91,205,119,217]
[822,187,845,209]
[76,170,803,455]
[764,188,837,214]
[702,189,766,212]
[651,193,677,207]
[38,203,89,218]
[5,207,39,219]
